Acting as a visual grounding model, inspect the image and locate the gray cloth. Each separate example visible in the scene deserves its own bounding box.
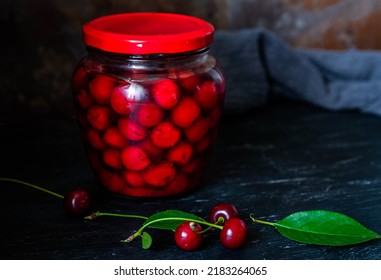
[212,28,381,116]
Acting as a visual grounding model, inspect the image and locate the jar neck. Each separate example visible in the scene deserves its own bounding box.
[83,46,215,79]
[86,46,210,60]
[87,47,209,67]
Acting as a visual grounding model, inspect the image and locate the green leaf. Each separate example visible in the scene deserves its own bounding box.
[143,210,204,231]
[141,232,152,249]
[274,210,381,246]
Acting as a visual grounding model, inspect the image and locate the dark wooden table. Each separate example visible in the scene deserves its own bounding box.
[1,99,381,260]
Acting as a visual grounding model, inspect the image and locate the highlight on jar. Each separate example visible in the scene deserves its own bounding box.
[72,12,226,198]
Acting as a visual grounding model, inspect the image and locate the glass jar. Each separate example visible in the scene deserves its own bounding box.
[72,13,225,198]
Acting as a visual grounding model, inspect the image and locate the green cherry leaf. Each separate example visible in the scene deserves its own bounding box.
[141,232,152,250]
[143,210,204,231]
[273,210,381,246]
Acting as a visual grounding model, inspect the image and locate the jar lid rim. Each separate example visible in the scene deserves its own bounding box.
[82,12,214,55]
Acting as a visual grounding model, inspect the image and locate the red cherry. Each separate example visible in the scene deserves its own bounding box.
[63,188,91,216]
[208,203,239,224]
[88,74,115,105]
[167,141,194,165]
[179,74,201,92]
[170,97,200,128]
[76,89,94,109]
[111,83,147,115]
[103,126,128,148]
[184,117,209,143]
[72,66,90,94]
[123,171,146,188]
[166,173,189,195]
[86,105,112,130]
[102,148,123,170]
[195,135,211,154]
[151,79,180,109]
[174,221,203,251]
[135,102,164,127]
[150,121,181,148]
[142,162,176,187]
[86,128,106,151]
[118,118,147,141]
[119,186,164,198]
[181,158,203,174]
[207,105,222,128]
[220,218,247,249]
[195,80,218,111]
[137,138,164,158]
[121,146,151,171]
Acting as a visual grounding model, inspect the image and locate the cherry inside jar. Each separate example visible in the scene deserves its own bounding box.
[72,13,225,198]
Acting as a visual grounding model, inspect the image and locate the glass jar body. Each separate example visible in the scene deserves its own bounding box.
[72,48,225,198]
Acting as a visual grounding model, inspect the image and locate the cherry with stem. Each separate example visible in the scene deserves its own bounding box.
[0,177,91,216]
[1,177,248,250]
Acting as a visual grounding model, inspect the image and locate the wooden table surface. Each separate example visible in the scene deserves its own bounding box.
[1,99,381,260]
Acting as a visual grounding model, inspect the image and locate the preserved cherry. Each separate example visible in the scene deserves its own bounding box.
[72,13,225,197]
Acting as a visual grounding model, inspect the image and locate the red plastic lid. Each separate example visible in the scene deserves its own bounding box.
[83,12,214,55]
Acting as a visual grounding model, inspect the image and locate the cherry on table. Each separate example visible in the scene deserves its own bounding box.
[174,221,203,251]
[219,217,247,249]
[63,188,91,216]
[208,202,239,224]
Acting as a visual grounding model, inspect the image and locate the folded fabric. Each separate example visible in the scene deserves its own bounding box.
[211,28,381,117]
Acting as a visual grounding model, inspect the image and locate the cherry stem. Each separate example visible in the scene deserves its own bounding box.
[84,211,148,220]
[0,177,64,199]
[199,216,224,234]
[121,217,224,243]
[250,213,275,227]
